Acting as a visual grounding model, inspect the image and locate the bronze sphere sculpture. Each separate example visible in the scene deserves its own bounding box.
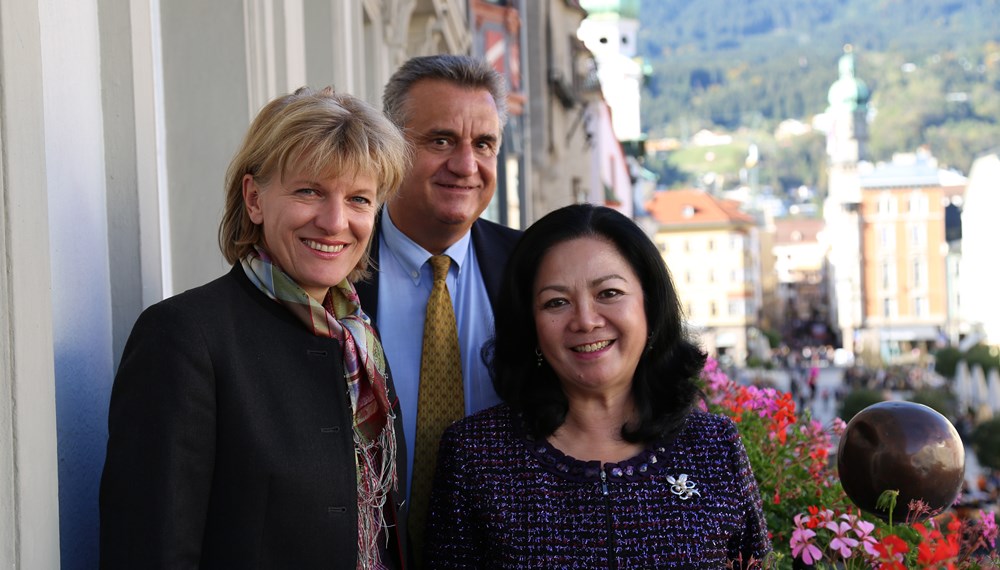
[837,401,965,521]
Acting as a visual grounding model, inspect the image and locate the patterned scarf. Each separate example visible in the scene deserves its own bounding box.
[242,246,397,570]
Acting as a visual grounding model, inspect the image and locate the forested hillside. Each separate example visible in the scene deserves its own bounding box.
[637,0,1000,188]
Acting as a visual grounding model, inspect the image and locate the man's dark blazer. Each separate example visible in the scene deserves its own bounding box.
[354,216,519,569]
[356,216,522,322]
[99,265,407,569]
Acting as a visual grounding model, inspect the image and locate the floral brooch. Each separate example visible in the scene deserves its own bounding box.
[667,474,701,500]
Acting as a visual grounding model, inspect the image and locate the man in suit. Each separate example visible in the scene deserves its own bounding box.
[355,54,520,542]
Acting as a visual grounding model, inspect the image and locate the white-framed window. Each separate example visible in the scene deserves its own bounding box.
[911,257,926,290]
[913,296,929,318]
[878,192,896,216]
[882,297,897,318]
[879,224,896,250]
[907,191,928,215]
[909,223,926,248]
[880,259,896,290]
[728,300,744,317]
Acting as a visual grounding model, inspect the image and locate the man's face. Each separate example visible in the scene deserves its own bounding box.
[387,79,502,252]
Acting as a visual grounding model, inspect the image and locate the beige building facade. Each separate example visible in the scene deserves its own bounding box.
[647,190,764,367]
[856,154,966,363]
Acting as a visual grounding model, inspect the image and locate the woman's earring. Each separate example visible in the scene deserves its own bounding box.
[535,348,544,367]
[646,334,654,352]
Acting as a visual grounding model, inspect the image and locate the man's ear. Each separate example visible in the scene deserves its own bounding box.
[243,174,263,224]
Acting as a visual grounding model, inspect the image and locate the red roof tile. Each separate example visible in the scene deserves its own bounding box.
[645,189,756,226]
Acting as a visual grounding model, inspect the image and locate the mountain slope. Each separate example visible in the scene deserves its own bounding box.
[636,0,1000,174]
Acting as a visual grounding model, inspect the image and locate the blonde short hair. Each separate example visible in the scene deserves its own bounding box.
[218,86,409,281]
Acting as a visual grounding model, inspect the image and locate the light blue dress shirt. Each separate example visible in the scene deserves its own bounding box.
[374,211,501,498]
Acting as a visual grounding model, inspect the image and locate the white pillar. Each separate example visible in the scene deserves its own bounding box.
[0,0,62,566]
[38,0,116,564]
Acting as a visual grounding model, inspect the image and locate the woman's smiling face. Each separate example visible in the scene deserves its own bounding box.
[532,236,648,398]
[243,168,377,302]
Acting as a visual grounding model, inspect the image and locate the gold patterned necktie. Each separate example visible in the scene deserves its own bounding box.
[410,254,465,562]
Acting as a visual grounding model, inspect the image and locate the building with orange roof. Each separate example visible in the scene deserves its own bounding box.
[646,189,765,367]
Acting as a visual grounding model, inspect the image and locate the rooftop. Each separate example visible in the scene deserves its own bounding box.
[646,189,756,227]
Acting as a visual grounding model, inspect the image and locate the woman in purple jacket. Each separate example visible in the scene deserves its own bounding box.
[425,204,771,569]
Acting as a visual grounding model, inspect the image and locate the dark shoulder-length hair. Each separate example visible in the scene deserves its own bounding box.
[486,203,707,442]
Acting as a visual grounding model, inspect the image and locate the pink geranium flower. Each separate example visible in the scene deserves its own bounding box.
[852,517,879,557]
[791,514,824,564]
[790,527,823,565]
[700,358,729,393]
[983,511,998,549]
[823,519,859,558]
[830,416,847,437]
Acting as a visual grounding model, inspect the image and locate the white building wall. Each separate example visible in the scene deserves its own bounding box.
[960,153,1000,344]
[823,164,864,354]
[160,2,251,294]
[576,13,643,141]
[588,102,633,215]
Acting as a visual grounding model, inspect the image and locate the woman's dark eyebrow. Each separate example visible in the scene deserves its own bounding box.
[591,274,626,287]
[536,274,626,295]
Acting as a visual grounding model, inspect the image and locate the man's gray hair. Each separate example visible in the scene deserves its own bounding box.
[383,54,508,130]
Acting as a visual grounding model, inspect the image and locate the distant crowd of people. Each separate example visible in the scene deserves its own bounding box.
[840,364,938,392]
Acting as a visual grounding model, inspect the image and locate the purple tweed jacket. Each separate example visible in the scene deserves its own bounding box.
[425,404,771,569]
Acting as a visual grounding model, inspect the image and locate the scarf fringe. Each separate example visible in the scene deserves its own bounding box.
[356,415,398,570]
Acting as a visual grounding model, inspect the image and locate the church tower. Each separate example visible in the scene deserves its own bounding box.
[821,45,871,355]
[826,45,870,167]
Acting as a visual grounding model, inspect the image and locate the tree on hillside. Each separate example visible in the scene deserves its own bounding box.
[637,1,1000,178]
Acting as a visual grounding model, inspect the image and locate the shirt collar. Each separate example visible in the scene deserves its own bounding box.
[381,209,473,285]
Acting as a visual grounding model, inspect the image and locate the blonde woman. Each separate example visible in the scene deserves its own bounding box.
[100,87,409,569]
